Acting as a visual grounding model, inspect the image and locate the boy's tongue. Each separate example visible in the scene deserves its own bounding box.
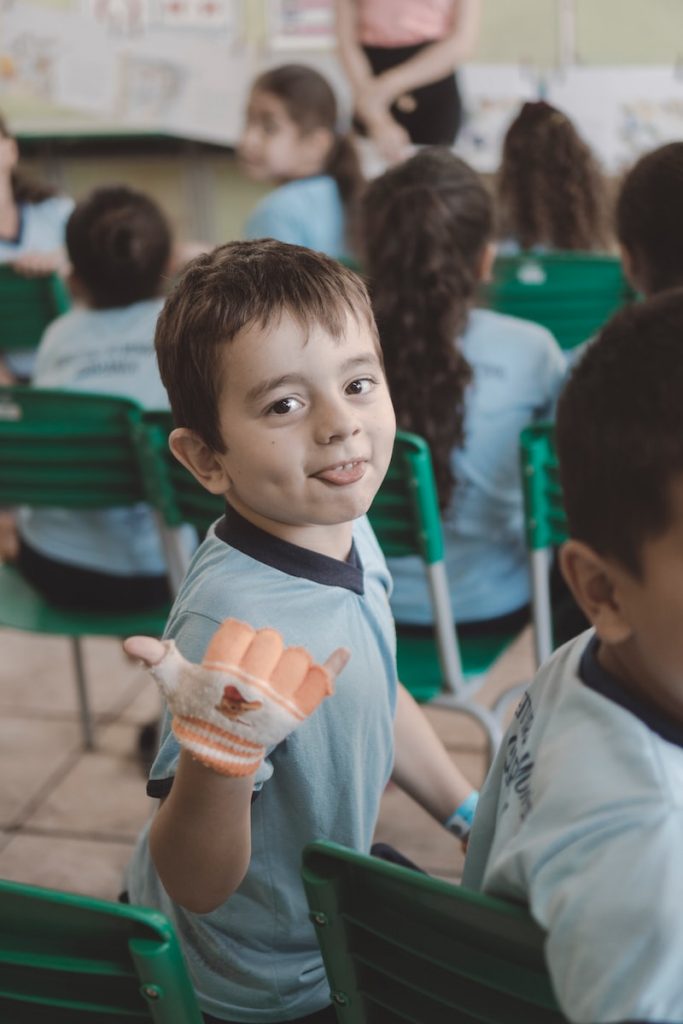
[315,461,365,485]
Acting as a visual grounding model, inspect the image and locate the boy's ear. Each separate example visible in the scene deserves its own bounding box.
[618,243,643,295]
[558,540,633,644]
[477,242,497,284]
[169,428,230,496]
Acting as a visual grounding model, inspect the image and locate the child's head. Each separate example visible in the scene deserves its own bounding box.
[497,100,611,251]
[557,289,683,700]
[362,147,493,509]
[66,185,171,309]
[155,239,395,548]
[0,111,55,204]
[616,142,683,297]
[239,64,363,206]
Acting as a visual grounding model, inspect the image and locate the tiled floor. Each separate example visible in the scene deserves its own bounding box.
[0,624,534,899]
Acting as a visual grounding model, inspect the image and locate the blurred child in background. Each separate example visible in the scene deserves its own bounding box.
[16,185,174,611]
[496,100,612,253]
[239,64,364,261]
[0,112,74,382]
[363,147,565,634]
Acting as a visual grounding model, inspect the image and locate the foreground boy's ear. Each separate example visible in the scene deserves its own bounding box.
[558,540,633,644]
[169,428,230,495]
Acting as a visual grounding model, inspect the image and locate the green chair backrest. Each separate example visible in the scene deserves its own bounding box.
[0,266,71,353]
[0,386,147,510]
[483,252,633,350]
[302,841,568,1023]
[367,430,444,566]
[520,422,568,552]
[0,878,203,1022]
[137,409,223,536]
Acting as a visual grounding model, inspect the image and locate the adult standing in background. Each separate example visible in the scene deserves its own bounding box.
[334,0,481,163]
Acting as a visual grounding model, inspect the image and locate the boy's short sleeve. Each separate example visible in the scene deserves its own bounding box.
[244,194,305,247]
[530,809,683,1022]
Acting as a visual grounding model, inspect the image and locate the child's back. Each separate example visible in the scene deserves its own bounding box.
[463,292,683,1023]
[363,148,566,627]
[17,185,173,608]
[239,64,364,261]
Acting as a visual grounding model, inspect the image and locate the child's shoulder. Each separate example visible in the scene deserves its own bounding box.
[467,306,559,351]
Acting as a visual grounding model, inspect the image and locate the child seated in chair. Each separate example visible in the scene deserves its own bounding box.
[362,147,566,635]
[123,239,478,1024]
[463,290,683,1023]
[15,185,174,611]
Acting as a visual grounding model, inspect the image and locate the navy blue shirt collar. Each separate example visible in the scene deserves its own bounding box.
[214,504,364,595]
[579,634,683,749]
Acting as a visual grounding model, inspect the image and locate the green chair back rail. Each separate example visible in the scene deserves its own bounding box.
[0,386,170,749]
[0,878,203,1023]
[302,841,569,1024]
[483,251,634,350]
[0,266,71,355]
[520,422,569,668]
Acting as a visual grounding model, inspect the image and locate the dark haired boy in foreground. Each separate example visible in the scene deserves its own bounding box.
[125,240,477,1024]
[464,290,683,1023]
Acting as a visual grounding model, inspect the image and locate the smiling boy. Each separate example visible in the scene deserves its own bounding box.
[125,240,476,1024]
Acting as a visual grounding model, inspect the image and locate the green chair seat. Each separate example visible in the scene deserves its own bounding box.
[302,840,569,1023]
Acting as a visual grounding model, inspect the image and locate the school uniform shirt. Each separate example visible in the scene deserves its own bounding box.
[0,195,74,263]
[244,175,348,260]
[126,507,397,1022]
[463,631,683,1024]
[18,299,170,576]
[388,308,566,625]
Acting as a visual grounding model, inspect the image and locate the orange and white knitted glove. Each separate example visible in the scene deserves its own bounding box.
[124,619,341,777]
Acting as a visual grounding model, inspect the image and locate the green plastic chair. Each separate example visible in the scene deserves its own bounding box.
[0,877,203,1022]
[368,432,520,759]
[483,252,634,350]
[0,386,171,749]
[302,840,569,1024]
[520,423,568,668]
[0,266,71,355]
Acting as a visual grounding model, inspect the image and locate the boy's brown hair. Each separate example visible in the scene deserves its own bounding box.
[155,239,377,452]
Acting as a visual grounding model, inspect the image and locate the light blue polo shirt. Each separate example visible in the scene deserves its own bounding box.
[0,196,74,263]
[18,299,169,576]
[463,631,683,1023]
[244,175,348,260]
[388,308,566,625]
[126,507,397,1021]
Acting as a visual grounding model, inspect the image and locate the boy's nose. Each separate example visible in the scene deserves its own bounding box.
[313,398,361,444]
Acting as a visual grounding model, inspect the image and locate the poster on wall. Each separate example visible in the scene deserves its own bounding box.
[267,0,335,50]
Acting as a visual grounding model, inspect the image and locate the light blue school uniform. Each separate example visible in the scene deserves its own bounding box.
[388,308,566,625]
[0,196,74,263]
[244,175,347,259]
[127,508,397,1022]
[18,299,169,576]
[463,631,683,1023]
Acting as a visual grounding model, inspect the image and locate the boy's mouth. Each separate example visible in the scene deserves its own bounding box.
[313,459,367,486]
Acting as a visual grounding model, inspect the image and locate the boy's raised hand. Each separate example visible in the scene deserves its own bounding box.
[124,619,348,777]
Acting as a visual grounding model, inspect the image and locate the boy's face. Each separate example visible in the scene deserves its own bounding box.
[600,476,683,721]
[211,310,395,558]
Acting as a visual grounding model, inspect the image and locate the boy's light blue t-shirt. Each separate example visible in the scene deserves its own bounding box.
[0,196,74,262]
[127,509,397,1021]
[244,175,348,259]
[388,308,566,625]
[463,631,683,1023]
[19,299,170,576]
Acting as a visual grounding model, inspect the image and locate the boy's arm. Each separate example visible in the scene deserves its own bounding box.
[391,682,476,823]
[149,752,253,913]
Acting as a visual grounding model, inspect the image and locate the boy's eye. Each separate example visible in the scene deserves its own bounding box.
[346,377,375,396]
[268,396,303,415]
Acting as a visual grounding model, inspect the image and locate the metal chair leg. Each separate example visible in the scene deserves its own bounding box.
[70,636,94,750]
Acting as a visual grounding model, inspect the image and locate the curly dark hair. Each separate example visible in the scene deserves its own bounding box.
[362,148,492,509]
[496,100,611,251]
[0,112,56,204]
